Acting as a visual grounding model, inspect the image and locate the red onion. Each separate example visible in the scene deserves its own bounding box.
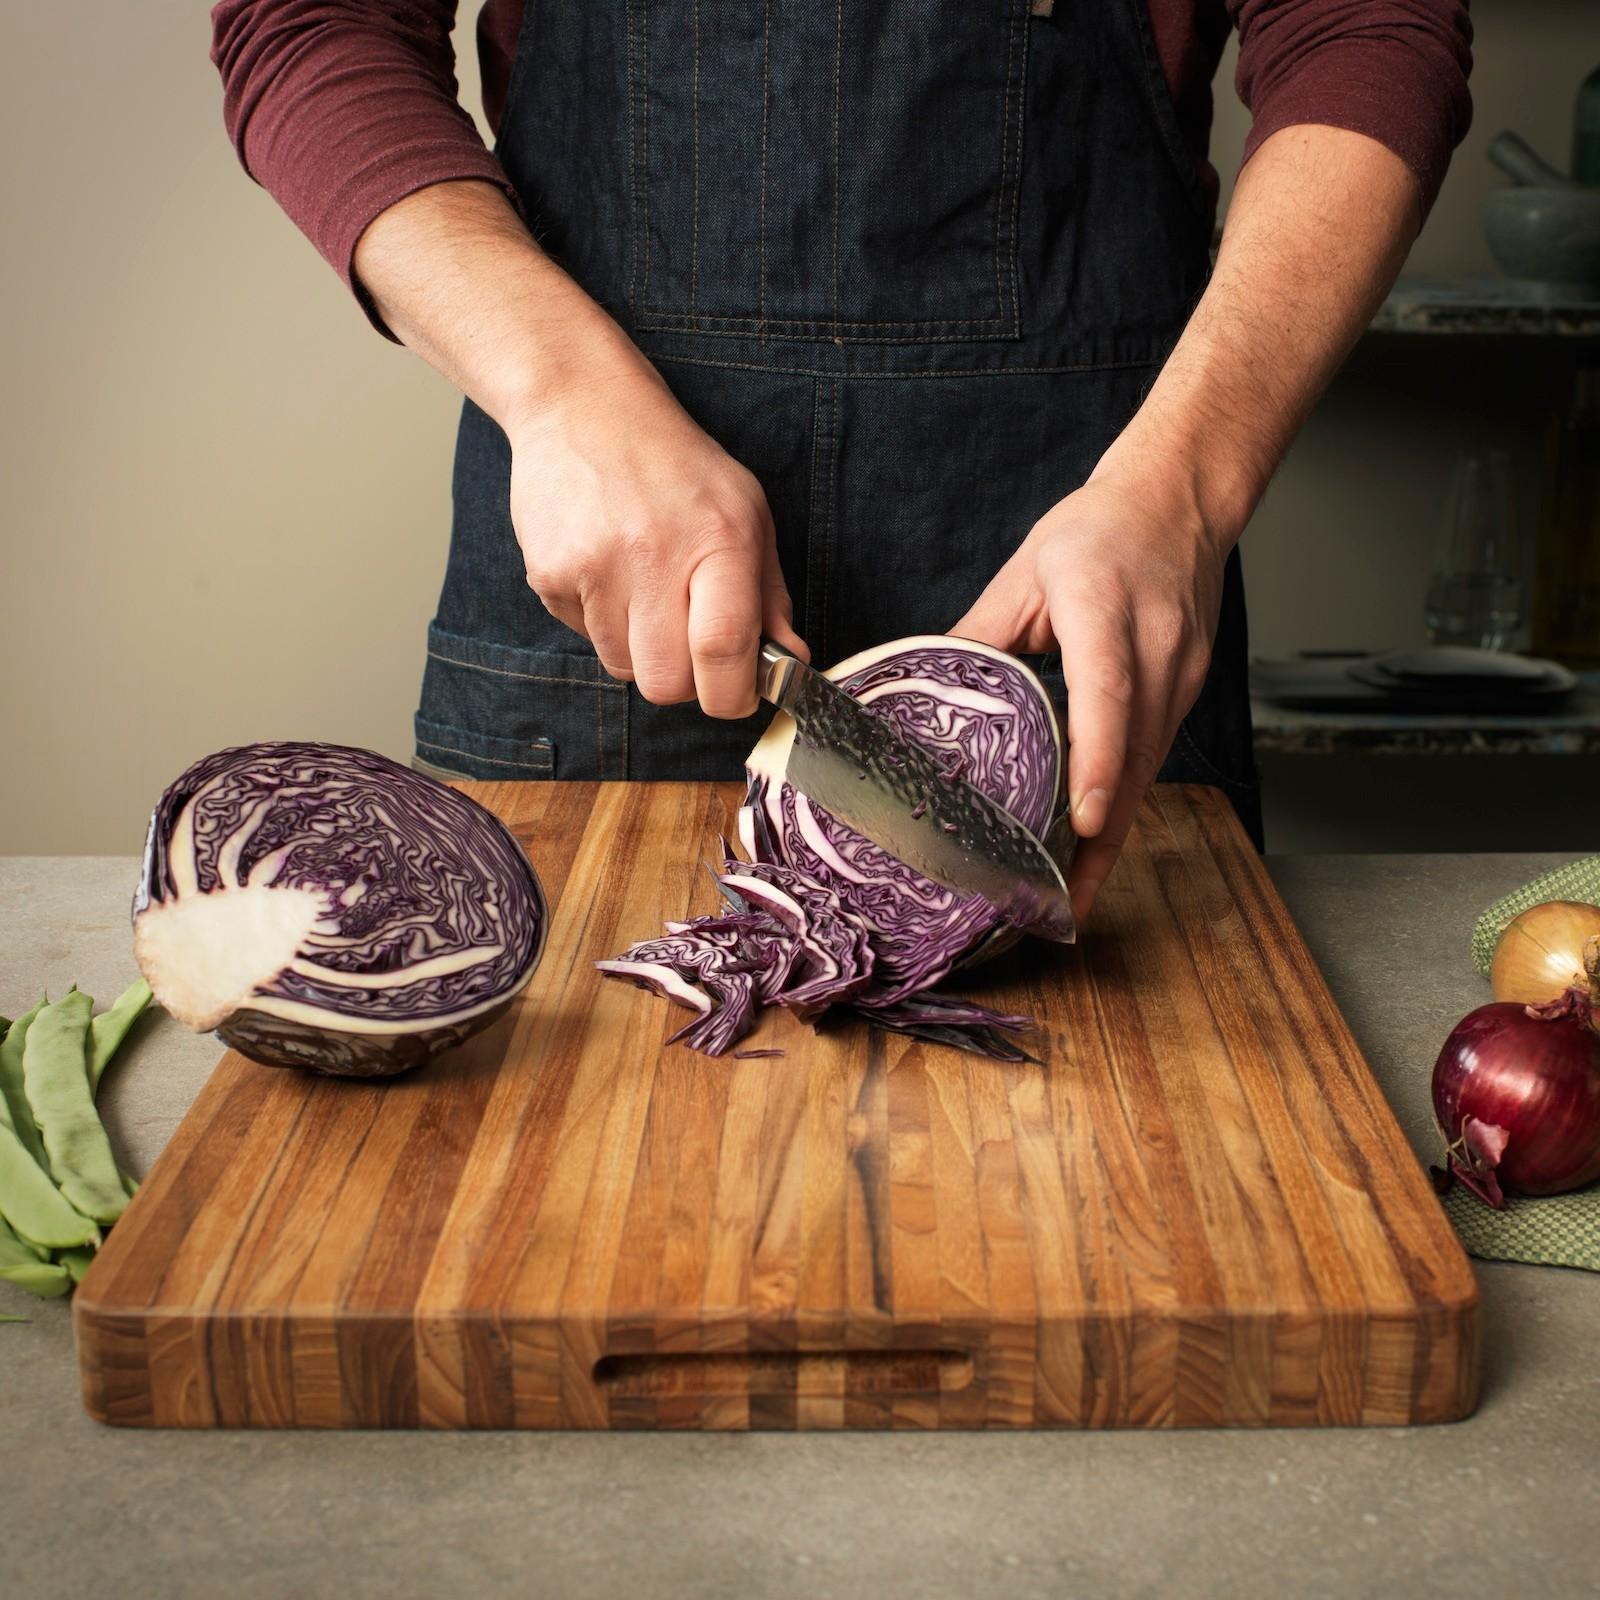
[1431,964,1600,1208]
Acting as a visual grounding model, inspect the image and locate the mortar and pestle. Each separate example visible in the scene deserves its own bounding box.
[1483,131,1600,298]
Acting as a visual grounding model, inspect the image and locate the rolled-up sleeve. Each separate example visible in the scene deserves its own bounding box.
[1231,0,1474,218]
[210,1,519,331]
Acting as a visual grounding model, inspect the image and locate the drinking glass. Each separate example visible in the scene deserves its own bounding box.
[1424,450,1524,650]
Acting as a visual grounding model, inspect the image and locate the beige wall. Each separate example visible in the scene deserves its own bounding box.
[2,4,1596,853]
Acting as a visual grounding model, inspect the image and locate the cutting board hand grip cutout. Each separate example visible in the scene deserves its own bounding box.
[592,1350,975,1401]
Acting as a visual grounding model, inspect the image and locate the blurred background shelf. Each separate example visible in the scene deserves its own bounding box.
[1370,275,1600,338]
[1252,670,1600,755]
[1251,667,1599,855]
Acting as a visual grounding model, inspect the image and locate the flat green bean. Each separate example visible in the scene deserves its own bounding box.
[1,1209,47,1261]
[0,1120,99,1248]
[22,991,127,1226]
[0,1258,72,1298]
[0,997,49,1169]
[0,1214,47,1265]
[58,1247,96,1284]
[0,1214,74,1299]
[89,978,153,1095]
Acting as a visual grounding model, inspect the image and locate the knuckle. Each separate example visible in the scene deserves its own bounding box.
[1047,555,1121,605]
[1088,658,1137,707]
[690,616,759,665]
[1179,651,1212,704]
[523,559,563,597]
[1126,738,1164,789]
[636,667,695,705]
[703,698,757,722]
[615,521,668,568]
[630,639,695,704]
[1034,542,1078,592]
[540,591,581,627]
[589,631,631,679]
[1146,602,1189,651]
[572,562,612,613]
[690,508,759,557]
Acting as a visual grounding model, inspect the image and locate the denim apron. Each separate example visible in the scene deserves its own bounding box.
[416,0,1262,844]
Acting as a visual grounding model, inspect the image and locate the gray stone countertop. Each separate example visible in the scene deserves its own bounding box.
[1251,667,1600,757]
[2,853,1597,1600]
[1251,694,1600,756]
[1369,274,1600,338]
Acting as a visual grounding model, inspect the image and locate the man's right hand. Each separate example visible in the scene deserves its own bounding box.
[506,352,806,720]
[352,180,806,719]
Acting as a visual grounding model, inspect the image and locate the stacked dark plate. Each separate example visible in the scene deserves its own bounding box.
[1250,647,1579,714]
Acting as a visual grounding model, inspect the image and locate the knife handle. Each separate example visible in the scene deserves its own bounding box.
[756,636,802,711]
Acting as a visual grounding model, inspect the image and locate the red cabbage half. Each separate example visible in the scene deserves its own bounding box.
[133,742,546,1077]
[601,636,1071,1059]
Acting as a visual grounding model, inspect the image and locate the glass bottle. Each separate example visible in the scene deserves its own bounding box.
[1532,363,1600,663]
[1424,450,1524,650]
[1575,63,1600,185]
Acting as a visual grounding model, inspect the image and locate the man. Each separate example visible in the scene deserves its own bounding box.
[212,1,1471,918]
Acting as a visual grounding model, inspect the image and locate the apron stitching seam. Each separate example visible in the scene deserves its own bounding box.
[638,319,1025,342]
[806,378,825,661]
[638,321,1020,343]
[626,0,636,308]
[758,0,770,332]
[690,0,701,326]
[995,1,1015,321]
[1005,3,1028,327]
[645,353,1162,380]
[642,0,652,306]
[831,0,843,337]
[426,648,625,690]
[823,381,838,657]
[636,312,1012,329]
[416,741,552,771]
[598,675,607,779]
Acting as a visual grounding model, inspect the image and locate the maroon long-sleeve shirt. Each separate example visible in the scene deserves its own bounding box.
[211,1,1472,333]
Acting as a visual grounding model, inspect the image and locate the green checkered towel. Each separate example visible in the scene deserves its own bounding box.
[1450,858,1600,1272]
[1442,1186,1600,1272]
[1471,856,1600,974]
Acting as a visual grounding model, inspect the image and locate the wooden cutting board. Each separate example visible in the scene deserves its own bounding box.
[75,781,1479,1429]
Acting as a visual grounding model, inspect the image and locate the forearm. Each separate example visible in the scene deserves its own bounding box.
[352,179,649,433]
[1094,123,1420,550]
[210,2,518,312]
[353,178,804,712]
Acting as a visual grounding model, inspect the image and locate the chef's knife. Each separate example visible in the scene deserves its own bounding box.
[755,638,1076,942]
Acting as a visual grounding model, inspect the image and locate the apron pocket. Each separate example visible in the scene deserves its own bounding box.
[414,716,555,783]
[417,624,631,780]
[630,0,1030,342]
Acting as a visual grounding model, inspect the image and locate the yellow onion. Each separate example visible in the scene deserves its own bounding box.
[1490,901,1600,1005]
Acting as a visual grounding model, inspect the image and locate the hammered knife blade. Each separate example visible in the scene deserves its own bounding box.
[755,638,1075,941]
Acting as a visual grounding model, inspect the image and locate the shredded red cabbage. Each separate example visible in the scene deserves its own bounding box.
[599,637,1068,1061]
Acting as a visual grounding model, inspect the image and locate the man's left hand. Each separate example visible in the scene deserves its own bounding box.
[952,474,1226,923]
